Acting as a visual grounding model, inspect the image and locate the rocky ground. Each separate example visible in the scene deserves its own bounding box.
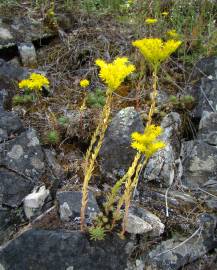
[0,5,217,270]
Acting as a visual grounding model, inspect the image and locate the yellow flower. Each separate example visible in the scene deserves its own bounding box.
[131,125,166,158]
[80,79,90,88]
[145,18,158,24]
[18,73,49,91]
[95,57,135,92]
[162,11,169,16]
[132,38,182,70]
[167,29,179,39]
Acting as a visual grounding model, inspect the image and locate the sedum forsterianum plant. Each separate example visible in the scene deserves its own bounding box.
[83,37,181,238]
[80,57,135,231]
[16,73,50,105]
[101,38,181,237]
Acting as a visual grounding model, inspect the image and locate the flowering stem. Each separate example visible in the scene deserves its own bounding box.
[83,92,112,173]
[120,157,148,237]
[147,68,158,126]
[81,92,113,231]
[111,152,141,230]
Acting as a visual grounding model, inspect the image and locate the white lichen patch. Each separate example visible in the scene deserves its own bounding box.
[7,144,23,159]
[30,157,44,170]
[0,27,13,40]
[0,264,5,270]
[27,136,40,147]
[0,128,6,135]
[189,156,216,173]
[27,130,40,146]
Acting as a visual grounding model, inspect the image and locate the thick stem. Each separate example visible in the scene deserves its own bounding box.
[120,157,148,237]
[111,152,141,230]
[83,93,112,173]
[80,93,112,231]
[147,69,158,126]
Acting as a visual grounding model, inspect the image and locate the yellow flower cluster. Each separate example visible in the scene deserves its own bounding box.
[132,38,182,70]
[145,18,158,24]
[80,79,90,88]
[131,125,166,158]
[19,73,49,91]
[95,57,135,92]
[167,29,179,39]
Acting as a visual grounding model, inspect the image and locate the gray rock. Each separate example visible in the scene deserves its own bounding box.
[0,17,52,49]
[59,202,73,222]
[131,207,165,237]
[0,89,9,112]
[44,149,64,179]
[0,207,24,245]
[0,168,34,207]
[191,56,217,81]
[0,208,12,245]
[140,189,197,217]
[190,78,217,119]
[0,58,26,81]
[181,140,217,188]
[0,111,23,140]
[156,90,169,105]
[99,107,144,181]
[198,111,217,145]
[56,191,99,222]
[126,213,153,234]
[18,42,37,68]
[142,213,217,270]
[143,112,182,187]
[165,190,196,206]
[0,128,7,143]
[204,198,217,211]
[0,128,45,181]
[0,228,128,270]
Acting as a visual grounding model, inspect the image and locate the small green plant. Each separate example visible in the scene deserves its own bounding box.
[12,94,34,106]
[86,88,106,108]
[58,116,69,127]
[46,130,60,145]
[169,95,195,109]
[89,226,106,241]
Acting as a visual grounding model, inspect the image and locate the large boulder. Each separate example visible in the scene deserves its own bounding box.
[99,107,144,181]
[0,228,128,270]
